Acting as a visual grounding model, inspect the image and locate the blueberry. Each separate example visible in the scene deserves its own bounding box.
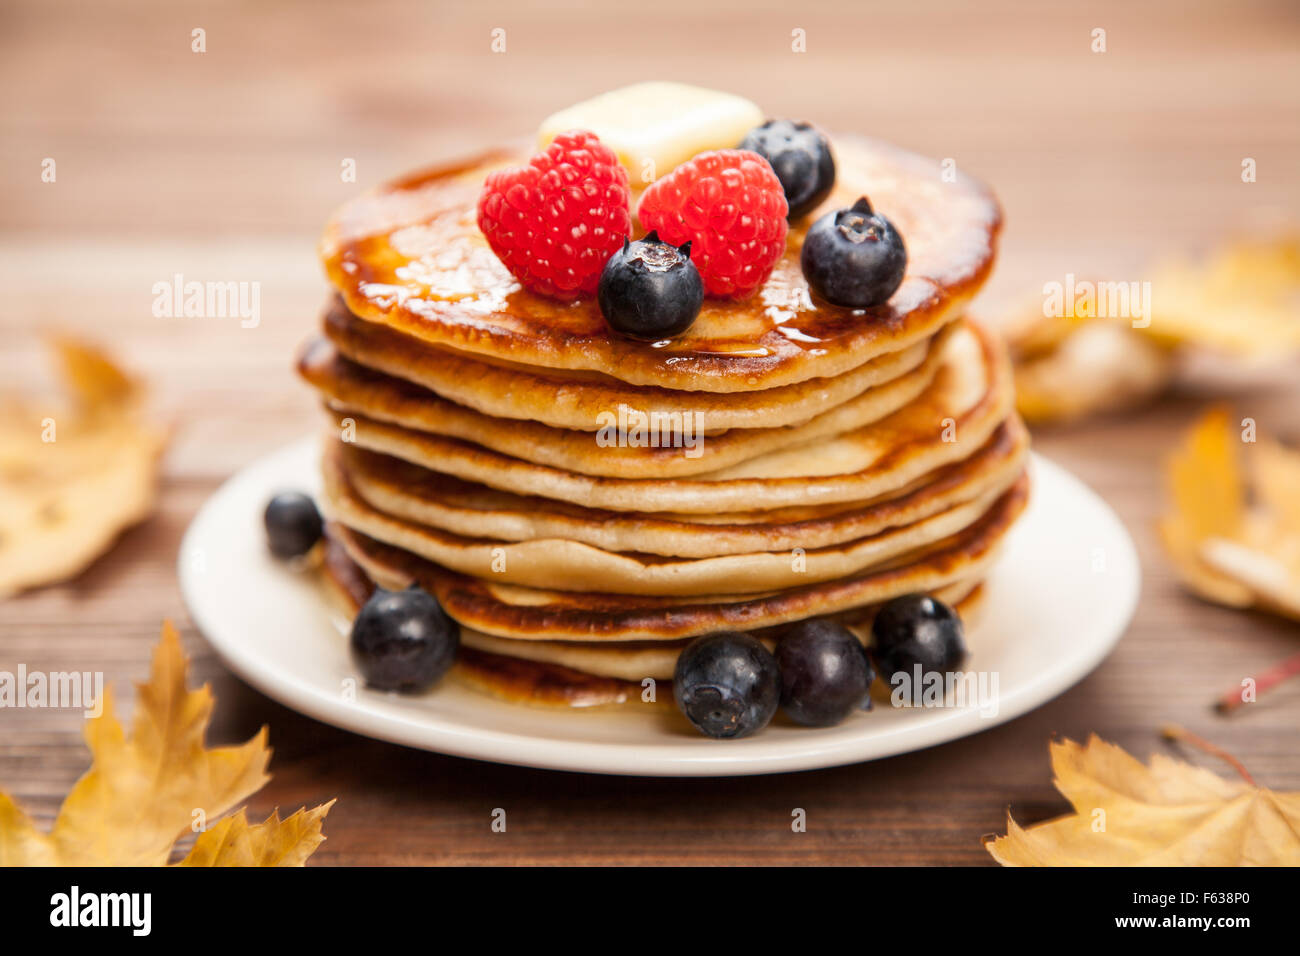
[739,119,836,219]
[775,619,875,727]
[350,584,458,692]
[263,491,323,560]
[870,594,966,704]
[597,231,703,340]
[673,631,780,738]
[800,197,907,309]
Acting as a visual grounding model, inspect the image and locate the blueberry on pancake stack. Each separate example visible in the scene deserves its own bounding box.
[296,84,1029,729]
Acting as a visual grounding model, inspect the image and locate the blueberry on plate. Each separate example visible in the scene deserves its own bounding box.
[870,594,966,704]
[263,491,323,560]
[350,584,459,692]
[800,197,907,309]
[597,231,703,341]
[673,631,780,739]
[775,618,875,727]
[739,119,836,219]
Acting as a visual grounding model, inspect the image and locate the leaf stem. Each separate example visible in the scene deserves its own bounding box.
[1160,724,1257,787]
[1214,647,1300,714]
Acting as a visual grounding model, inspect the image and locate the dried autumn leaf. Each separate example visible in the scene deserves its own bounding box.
[0,622,333,866]
[1002,234,1300,424]
[998,285,1174,425]
[1255,438,1300,531]
[1012,319,1173,425]
[1143,234,1300,360]
[0,337,167,597]
[0,793,57,866]
[180,803,335,867]
[52,336,139,411]
[1160,406,1300,619]
[1000,292,1094,361]
[986,734,1300,866]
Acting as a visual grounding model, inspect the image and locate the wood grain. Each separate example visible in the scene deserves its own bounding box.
[1,0,1298,865]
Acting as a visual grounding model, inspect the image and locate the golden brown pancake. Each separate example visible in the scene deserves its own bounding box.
[454,580,984,681]
[303,112,1027,714]
[319,136,1000,391]
[300,323,954,479]
[321,536,648,708]
[322,533,985,695]
[329,471,1028,642]
[332,417,1027,558]
[321,443,1014,597]
[317,298,937,432]
[323,319,1013,514]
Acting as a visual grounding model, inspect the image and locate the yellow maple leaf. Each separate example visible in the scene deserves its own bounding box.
[180,804,336,866]
[1143,234,1300,359]
[986,734,1300,866]
[51,336,139,412]
[0,337,168,598]
[1001,234,1300,425]
[0,623,333,866]
[998,290,1173,426]
[1160,407,1300,619]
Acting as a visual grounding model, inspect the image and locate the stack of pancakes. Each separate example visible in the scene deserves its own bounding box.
[298,135,1029,707]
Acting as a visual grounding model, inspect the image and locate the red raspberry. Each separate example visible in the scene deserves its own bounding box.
[476,130,631,300]
[637,150,789,300]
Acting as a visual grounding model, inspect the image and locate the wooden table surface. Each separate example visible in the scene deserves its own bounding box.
[2,0,1298,865]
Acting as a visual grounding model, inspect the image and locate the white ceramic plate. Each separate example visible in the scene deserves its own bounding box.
[179,438,1139,777]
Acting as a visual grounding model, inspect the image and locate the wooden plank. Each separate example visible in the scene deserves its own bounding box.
[1,0,1297,865]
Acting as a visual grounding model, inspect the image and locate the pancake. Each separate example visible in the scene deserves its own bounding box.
[305,107,1028,714]
[324,533,983,680]
[326,319,1013,514]
[329,470,1028,641]
[323,441,1013,596]
[319,136,1001,391]
[455,581,984,680]
[321,536,648,708]
[323,532,984,683]
[334,417,1028,558]
[450,647,647,709]
[318,298,937,433]
[300,322,954,478]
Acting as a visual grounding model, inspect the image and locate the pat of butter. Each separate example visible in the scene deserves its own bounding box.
[538,82,764,186]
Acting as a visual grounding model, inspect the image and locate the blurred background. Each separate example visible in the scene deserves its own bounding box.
[3,0,1296,453]
[1,0,1297,864]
